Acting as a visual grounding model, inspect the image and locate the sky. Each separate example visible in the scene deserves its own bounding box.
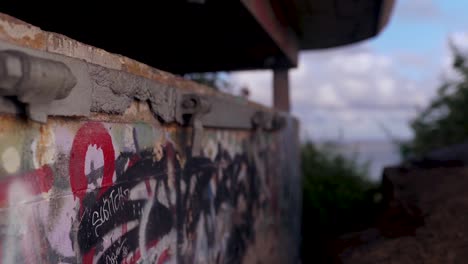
[230,0,468,142]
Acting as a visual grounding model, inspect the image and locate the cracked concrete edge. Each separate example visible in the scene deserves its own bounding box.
[0,12,269,107]
[0,39,179,123]
[0,12,275,122]
[88,64,178,122]
[0,39,268,127]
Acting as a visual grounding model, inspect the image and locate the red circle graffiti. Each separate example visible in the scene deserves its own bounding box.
[69,122,115,206]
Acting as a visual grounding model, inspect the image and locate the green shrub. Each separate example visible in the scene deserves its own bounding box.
[401,42,468,158]
[301,141,382,263]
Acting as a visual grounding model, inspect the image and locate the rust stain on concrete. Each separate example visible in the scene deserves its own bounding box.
[88,101,161,125]
[35,125,54,168]
[0,13,46,50]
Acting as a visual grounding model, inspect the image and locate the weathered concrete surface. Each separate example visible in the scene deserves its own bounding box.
[0,12,273,125]
[0,103,301,263]
[88,64,178,122]
[0,12,301,264]
[0,12,225,97]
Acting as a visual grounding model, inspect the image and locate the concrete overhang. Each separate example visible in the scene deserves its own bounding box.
[0,0,394,74]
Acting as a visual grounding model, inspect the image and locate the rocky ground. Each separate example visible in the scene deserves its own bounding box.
[333,165,468,264]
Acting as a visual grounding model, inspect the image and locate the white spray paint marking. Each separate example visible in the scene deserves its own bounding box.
[2,147,21,174]
[84,145,105,176]
[94,220,139,262]
[31,127,56,169]
[3,182,31,264]
[39,196,76,257]
[180,181,187,195]
[53,126,75,156]
[122,124,137,153]
[157,180,169,209]
[129,181,151,200]
[139,193,155,263]
[147,229,176,264]
[167,157,177,206]
[205,139,218,161]
[194,215,210,264]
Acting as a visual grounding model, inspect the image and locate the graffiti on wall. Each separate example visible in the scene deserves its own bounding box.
[0,116,288,264]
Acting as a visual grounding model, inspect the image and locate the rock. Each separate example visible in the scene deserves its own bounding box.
[337,166,468,264]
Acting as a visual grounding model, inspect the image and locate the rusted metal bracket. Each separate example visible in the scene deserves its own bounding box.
[249,111,287,188]
[0,40,92,122]
[0,50,77,122]
[251,111,286,131]
[176,94,211,156]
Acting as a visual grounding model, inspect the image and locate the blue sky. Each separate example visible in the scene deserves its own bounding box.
[232,0,468,142]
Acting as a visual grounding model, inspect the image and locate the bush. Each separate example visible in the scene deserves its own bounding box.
[400,42,468,159]
[301,141,382,263]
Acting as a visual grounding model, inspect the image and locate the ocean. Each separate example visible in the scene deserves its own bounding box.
[331,140,402,182]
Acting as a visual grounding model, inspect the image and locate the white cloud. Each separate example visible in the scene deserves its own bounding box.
[230,43,438,141]
[316,83,344,107]
[440,32,468,82]
[376,77,395,98]
[328,52,391,75]
[453,32,468,52]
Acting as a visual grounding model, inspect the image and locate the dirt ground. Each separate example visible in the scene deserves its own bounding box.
[333,166,468,264]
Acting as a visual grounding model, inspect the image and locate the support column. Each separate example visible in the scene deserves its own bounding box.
[273,68,290,112]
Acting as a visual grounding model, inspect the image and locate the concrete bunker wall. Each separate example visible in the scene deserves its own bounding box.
[0,13,302,264]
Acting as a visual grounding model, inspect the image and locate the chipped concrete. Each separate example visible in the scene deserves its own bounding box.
[0,13,259,106]
[0,13,46,50]
[89,65,177,122]
[47,33,122,70]
[0,12,274,127]
[0,39,274,128]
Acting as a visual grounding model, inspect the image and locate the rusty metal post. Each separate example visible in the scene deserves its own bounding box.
[273,68,290,112]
